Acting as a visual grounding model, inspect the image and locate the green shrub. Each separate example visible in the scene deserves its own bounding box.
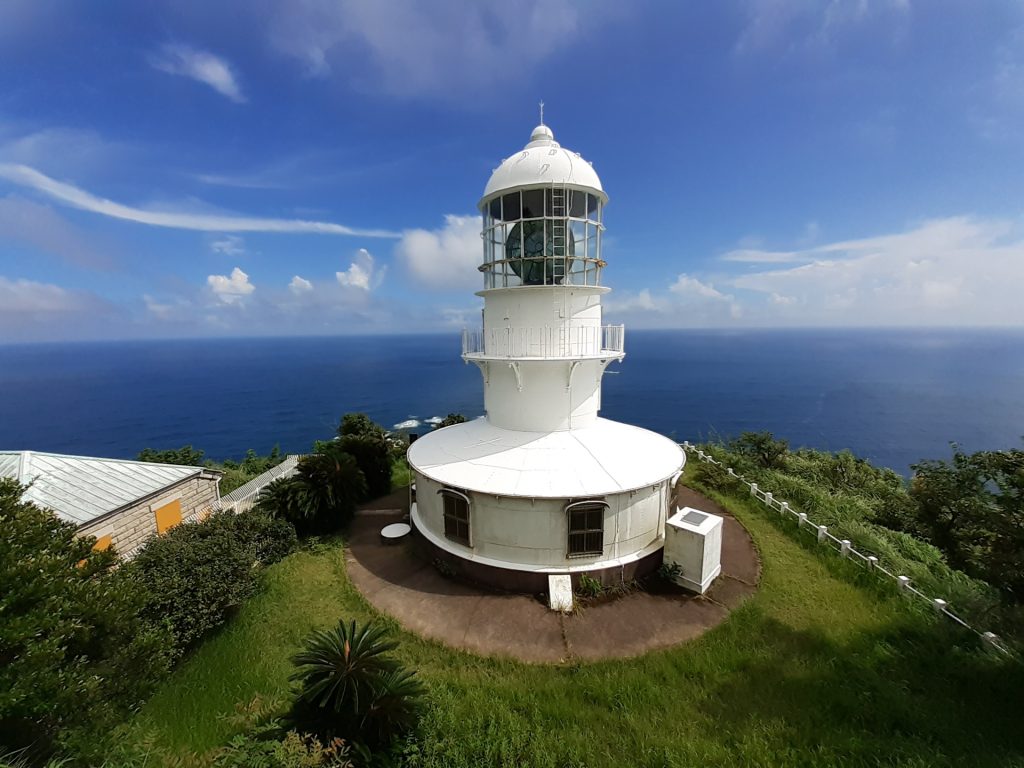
[233,509,298,566]
[0,479,171,762]
[337,434,392,500]
[128,511,263,656]
[213,730,353,768]
[289,620,425,749]
[577,573,603,599]
[292,448,367,534]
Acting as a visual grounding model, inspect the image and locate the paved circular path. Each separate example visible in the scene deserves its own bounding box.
[346,486,760,663]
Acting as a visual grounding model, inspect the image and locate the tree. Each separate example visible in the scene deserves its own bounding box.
[289,620,424,748]
[136,445,205,466]
[730,431,789,469]
[338,434,392,500]
[910,444,1024,602]
[0,480,170,761]
[337,413,386,441]
[293,446,367,532]
[435,413,467,429]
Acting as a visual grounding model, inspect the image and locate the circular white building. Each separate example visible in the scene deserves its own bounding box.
[408,121,685,592]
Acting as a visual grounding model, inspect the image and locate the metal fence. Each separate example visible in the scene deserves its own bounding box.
[219,454,303,514]
[681,441,1010,655]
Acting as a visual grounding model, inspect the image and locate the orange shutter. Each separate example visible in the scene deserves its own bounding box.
[92,534,113,551]
[154,499,183,534]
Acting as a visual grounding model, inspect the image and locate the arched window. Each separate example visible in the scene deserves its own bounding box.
[439,487,471,547]
[565,499,608,557]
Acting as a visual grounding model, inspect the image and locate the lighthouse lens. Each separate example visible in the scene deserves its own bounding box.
[505,220,576,285]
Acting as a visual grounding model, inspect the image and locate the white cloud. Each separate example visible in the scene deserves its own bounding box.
[289,275,313,293]
[336,248,384,291]
[734,0,911,56]
[0,276,87,313]
[398,214,480,290]
[207,266,255,304]
[670,274,730,301]
[722,248,802,263]
[0,163,400,237]
[211,234,245,256]
[143,294,179,320]
[0,274,117,341]
[0,194,113,269]
[730,216,1024,325]
[670,274,743,320]
[265,0,619,98]
[150,43,246,103]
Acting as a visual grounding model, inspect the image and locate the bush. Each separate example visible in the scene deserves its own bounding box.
[293,448,367,534]
[289,620,424,749]
[233,509,298,566]
[128,511,265,657]
[136,445,205,466]
[435,413,467,429]
[214,730,353,768]
[338,434,392,500]
[0,479,171,762]
[337,413,386,441]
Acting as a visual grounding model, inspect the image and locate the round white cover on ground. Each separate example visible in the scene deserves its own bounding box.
[381,522,411,540]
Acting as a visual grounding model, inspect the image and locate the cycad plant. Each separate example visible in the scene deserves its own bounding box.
[289,619,424,747]
[294,446,367,532]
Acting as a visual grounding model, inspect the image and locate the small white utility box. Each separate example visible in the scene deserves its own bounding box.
[664,506,723,594]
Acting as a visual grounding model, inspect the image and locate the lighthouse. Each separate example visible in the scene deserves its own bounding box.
[407,119,685,592]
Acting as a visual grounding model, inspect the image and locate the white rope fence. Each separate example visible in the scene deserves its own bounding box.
[681,441,1010,655]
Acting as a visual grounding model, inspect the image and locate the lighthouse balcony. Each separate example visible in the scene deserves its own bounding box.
[462,324,624,360]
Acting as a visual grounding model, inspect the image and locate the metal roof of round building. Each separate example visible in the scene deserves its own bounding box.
[481,124,605,203]
[408,417,684,498]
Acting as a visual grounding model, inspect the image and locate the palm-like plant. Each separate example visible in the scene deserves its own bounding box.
[289,619,424,746]
[294,446,367,532]
[254,476,303,522]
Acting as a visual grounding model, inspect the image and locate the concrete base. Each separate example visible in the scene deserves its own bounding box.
[411,521,664,594]
[674,563,721,595]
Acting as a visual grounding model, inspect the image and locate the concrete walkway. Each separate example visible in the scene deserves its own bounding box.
[346,486,760,663]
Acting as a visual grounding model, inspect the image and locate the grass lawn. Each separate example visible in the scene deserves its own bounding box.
[129,478,1024,767]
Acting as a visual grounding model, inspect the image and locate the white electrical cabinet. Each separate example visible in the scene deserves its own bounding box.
[664,506,723,594]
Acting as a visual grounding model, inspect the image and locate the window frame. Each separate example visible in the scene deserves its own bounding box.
[439,487,472,547]
[565,499,608,558]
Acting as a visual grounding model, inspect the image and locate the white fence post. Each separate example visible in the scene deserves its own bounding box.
[817,524,827,542]
[867,556,878,570]
[897,576,911,591]
[932,598,948,612]
[797,512,807,527]
[840,539,851,557]
[750,483,758,496]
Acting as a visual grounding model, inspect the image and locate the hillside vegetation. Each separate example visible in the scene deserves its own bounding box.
[691,433,1024,645]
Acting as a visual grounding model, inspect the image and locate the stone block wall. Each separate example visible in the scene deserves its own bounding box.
[77,472,220,558]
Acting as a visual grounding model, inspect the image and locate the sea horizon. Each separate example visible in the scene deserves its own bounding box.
[2,327,1022,477]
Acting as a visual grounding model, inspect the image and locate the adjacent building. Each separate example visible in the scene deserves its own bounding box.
[0,450,222,557]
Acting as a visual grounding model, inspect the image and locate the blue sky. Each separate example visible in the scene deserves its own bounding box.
[1,0,1023,342]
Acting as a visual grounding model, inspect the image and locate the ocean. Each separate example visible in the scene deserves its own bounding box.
[0,329,1022,475]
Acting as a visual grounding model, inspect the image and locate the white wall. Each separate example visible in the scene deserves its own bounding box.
[415,471,670,570]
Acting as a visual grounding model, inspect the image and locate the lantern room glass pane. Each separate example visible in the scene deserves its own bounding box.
[502,191,520,221]
[489,197,502,221]
[569,190,586,218]
[587,194,599,220]
[522,189,544,218]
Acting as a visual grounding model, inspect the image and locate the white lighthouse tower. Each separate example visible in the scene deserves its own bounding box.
[407,119,685,592]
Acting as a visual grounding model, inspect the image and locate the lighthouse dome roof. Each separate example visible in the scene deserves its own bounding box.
[481,124,605,204]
